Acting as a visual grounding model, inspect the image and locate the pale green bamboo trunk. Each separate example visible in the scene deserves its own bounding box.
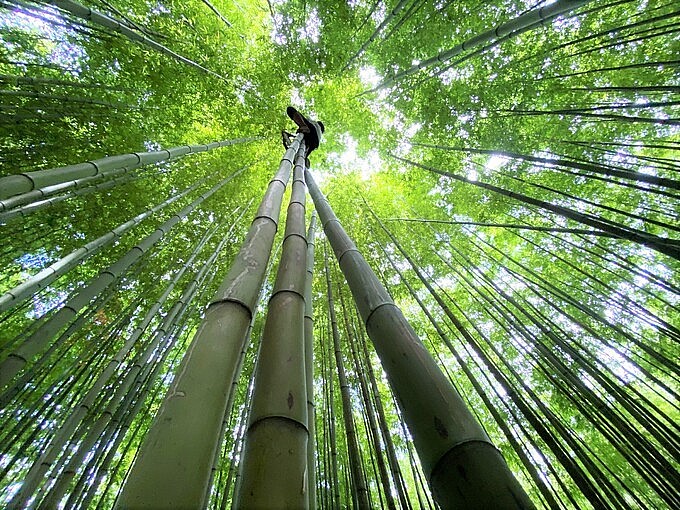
[305,168,535,510]
[114,135,303,509]
[0,136,255,201]
[233,141,310,508]
[0,169,245,391]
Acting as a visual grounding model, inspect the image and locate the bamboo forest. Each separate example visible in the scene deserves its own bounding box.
[0,0,679,508]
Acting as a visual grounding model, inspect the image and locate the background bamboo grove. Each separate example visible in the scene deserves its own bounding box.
[0,0,678,508]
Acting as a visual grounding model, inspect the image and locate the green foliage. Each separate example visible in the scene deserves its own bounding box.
[0,0,678,508]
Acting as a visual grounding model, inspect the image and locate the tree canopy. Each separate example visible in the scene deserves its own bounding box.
[0,0,678,508]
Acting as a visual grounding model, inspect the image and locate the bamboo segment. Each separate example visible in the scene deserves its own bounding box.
[234,140,309,509]
[0,136,258,201]
[114,135,302,510]
[0,168,245,390]
[305,168,535,510]
[304,212,318,510]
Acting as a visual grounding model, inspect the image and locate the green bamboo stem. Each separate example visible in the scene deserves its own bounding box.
[373,224,561,507]
[6,223,221,509]
[0,136,257,201]
[343,0,411,70]
[355,319,412,510]
[0,177,207,313]
[384,218,618,236]
[370,0,592,91]
[0,168,244,390]
[340,289,397,510]
[1,165,131,215]
[233,140,310,508]
[47,0,228,80]
[324,246,370,509]
[206,238,280,506]
[0,169,143,223]
[305,168,535,509]
[79,270,220,510]
[304,212,318,510]
[36,218,241,510]
[410,143,680,191]
[391,153,680,261]
[114,135,303,509]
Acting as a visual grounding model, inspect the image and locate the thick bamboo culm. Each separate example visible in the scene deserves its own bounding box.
[114,135,303,509]
[234,140,310,508]
[305,167,535,509]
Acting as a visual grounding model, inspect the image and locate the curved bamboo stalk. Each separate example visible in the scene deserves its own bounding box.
[391,154,680,261]
[369,0,592,91]
[0,168,245,389]
[305,168,535,509]
[114,135,302,509]
[384,217,619,236]
[201,0,232,28]
[46,0,228,80]
[0,136,258,201]
[411,142,680,192]
[233,140,310,508]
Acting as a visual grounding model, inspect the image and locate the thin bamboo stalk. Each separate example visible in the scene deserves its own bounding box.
[324,247,370,509]
[0,176,206,313]
[304,212,318,510]
[391,154,680,261]
[370,0,592,91]
[0,167,245,389]
[6,223,221,508]
[46,0,228,80]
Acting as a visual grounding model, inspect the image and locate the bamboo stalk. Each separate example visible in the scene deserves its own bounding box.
[0,168,245,389]
[304,212,318,510]
[114,135,303,509]
[305,168,535,509]
[0,136,258,201]
[233,140,310,508]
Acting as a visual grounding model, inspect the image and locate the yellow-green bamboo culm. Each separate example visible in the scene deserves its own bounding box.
[0,136,258,202]
[305,168,536,510]
[234,140,310,508]
[114,135,303,509]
